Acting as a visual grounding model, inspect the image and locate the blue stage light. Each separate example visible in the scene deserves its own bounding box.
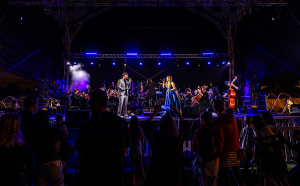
[91,62,94,65]
[73,62,77,65]
[139,62,143,65]
[158,62,161,65]
[203,53,214,55]
[208,62,211,65]
[160,53,172,56]
[222,61,225,65]
[86,52,97,55]
[112,62,116,65]
[186,62,190,65]
[127,53,138,56]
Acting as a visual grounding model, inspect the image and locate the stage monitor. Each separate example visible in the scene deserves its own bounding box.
[65,110,90,121]
[290,104,300,116]
[181,107,200,118]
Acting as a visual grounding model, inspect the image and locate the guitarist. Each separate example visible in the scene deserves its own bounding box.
[223,78,239,113]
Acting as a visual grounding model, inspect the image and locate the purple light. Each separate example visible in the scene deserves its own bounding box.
[160,53,172,56]
[203,53,214,55]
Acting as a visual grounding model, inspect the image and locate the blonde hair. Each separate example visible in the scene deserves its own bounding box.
[166,76,172,82]
[0,113,24,148]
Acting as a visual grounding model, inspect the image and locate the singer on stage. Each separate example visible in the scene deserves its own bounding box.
[161,75,181,117]
[117,72,132,117]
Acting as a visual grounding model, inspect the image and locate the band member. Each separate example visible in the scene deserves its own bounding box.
[223,80,239,113]
[185,88,193,105]
[109,81,115,90]
[71,88,80,106]
[85,85,91,95]
[141,78,160,111]
[161,75,181,117]
[191,87,202,107]
[117,72,132,117]
[199,85,209,112]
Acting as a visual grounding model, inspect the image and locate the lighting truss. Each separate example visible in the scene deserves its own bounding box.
[66,53,232,59]
[7,0,288,7]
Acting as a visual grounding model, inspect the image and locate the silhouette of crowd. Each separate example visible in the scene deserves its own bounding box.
[1,89,300,186]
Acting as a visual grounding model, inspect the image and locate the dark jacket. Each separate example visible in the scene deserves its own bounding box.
[19,110,35,146]
[144,119,191,186]
[0,144,35,186]
[32,125,73,165]
[75,112,130,186]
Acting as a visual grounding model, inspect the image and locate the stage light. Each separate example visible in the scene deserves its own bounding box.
[186,62,189,65]
[86,53,97,55]
[127,53,138,56]
[139,62,143,66]
[198,65,200,67]
[177,64,179,66]
[73,62,77,65]
[228,62,231,65]
[208,62,211,65]
[82,65,84,67]
[160,53,172,56]
[217,65,219,66]
[222,61,225,65]
[67,62,70,65]
[91,62,94,65]
[158,62,161,65]
[124,63,126,66]
[20,17,23,20]
[203,53,214,55]
[112,62,116,65]
[99,64,101,66]
[272,17,275,21]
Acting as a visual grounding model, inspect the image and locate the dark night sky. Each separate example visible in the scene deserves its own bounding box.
[1,1,300,92]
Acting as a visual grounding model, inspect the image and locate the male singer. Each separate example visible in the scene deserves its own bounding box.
[117,72,131,117]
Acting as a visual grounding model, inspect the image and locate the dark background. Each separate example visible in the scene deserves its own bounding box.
[1,1,300,93]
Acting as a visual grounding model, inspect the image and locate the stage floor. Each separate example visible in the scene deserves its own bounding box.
[50,111,300,122]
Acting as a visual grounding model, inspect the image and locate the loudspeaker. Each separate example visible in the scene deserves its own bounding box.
[134,109,143,115]
[290,104,300,115]
[205,108,214,113]
[225,108,233,114]
[181,107,200,117]
[65,110,90,121]
[241,106,248,113]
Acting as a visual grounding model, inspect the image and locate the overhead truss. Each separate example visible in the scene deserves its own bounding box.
[7,0,288,7]
[66,53,232,59]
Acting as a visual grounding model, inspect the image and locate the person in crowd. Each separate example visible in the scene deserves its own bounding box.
[54,113,68,138]
[19,95,38,146]
[239,115,255,176]
[213,100,246,186]
[286,130,300,186]
[74,89,130,186]
[192,111,219,186]
[144,104,191,186]
[129,116,146,186]
[0,113,35,186]
[5,99,22,113]
[251,115,289,186]
[32,111,73,186]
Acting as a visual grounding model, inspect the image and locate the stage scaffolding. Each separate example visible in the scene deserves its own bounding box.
[7,0,288,84]
[66,53,232,59]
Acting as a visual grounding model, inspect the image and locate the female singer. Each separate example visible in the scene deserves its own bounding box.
[161,76,181,117]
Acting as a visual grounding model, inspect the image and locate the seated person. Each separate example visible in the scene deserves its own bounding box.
[185,88,193,105]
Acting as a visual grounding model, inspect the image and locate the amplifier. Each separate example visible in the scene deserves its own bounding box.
[181,107,200,117]
[290,104,300,115]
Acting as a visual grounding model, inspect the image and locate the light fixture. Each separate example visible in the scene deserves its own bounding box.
[160,53,172,56]
[158,62,161,66]
[186,62,189,65]
[203,52,214,55]
[91,62,94,65]
[127,53,138,56]
[67,62,70,65]
[86,52,97,55]
[73,62,77,65]
[222,61,225,65]
[124,63,126,66]
[228,62,231,65]
[139,62,143,66]
[112,62,116,65]
[208,62,211,65]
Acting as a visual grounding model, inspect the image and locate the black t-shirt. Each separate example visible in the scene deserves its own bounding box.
[75,112,130,185]
[19,110,35,146]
